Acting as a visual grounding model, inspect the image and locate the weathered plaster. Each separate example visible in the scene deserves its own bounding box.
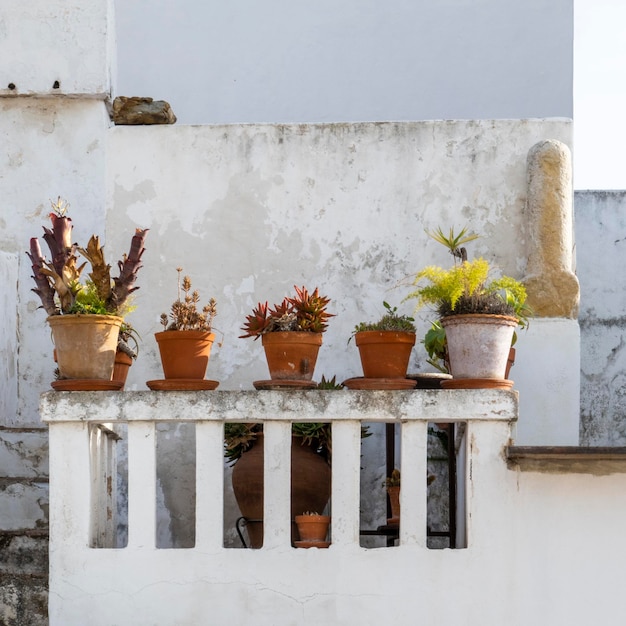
[576,191,626,445]
[0,0,114,97]
[0,99,110,427]
[0,253,17,426]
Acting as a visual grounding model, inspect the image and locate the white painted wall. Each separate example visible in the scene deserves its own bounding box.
[576,191,626,444]
[105,119,577,446]
[0,0,114,97]
[0,253,17,425]
[115,0,573,125]
[42,391,626,626]
[0,99,111,428]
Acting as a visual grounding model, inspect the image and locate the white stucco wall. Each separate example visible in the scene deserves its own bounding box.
[105,119,576,447]
[0,252,17,424]
[0,0,114,97]
[0,99,111,428]
[43,391,626,626]
[576,190,626,444]
[115,0,573,124]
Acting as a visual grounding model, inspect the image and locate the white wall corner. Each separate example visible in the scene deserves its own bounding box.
[512,318,580,445]
[0,0,114,98]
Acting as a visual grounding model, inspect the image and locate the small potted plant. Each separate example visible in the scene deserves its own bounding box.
[112,322,141,389]
[405,226,531,384]
[154,268,218,381]
[351,301,416,379]
[239,285,333,382]
[225,421,332,549]
[384,468,401,525]
[294,511,331,547]
[27,197,148,386]
[225,378,369,548]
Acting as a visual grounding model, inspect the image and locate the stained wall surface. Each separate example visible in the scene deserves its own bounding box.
[576,190,626,444]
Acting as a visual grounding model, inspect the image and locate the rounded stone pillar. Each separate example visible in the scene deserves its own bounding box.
[524,139,579,318]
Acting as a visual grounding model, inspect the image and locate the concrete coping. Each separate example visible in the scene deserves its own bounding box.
[507,446,626,474]
[39,389,519,424]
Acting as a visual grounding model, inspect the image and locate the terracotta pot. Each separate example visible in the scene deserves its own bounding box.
[294,514,330,543]
[47,314,123,380]
[261,332,323,380]
[387,486,400,524]
[505,347,516,379]
[354,331,416,378]
[112,351,134,389]
[441,314,517,380]
[154,330,214,379]
[231,434,331,548]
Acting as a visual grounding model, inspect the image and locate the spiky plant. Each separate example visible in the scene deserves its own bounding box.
[160,268,217,332]
[405,225,530,328]
[426,225,479,263]
[239,285,333,339]
[27,197,148,316]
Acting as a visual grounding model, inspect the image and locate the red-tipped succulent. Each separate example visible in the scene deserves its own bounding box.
[240,285,333,340]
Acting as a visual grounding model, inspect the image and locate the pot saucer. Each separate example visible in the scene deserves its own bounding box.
[253,380,318,390]
[146,379,219,391]
[294,540,331,549]
[51,379,124,391]
[407,373,453,389]
[341,377,417,390]
[440,378,514,390]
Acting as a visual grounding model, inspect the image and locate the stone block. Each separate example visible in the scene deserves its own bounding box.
[112,97,177,125]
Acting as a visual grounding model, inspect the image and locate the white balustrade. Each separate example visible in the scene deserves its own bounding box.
[41,389,518,626]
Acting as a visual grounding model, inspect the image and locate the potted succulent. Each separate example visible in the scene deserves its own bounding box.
[382,468,436,526]
[225,377,369,548]
[406,226,530,384]
[351,301,416,379]
[155,268,218,381]
[27,197,147,385]
[226,421,332,549]
[294,511,331,547]
[239,285,333,381]
[112,322,141,389]
[384,468,401,525]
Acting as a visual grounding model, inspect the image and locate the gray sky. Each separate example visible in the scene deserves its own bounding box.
[574,0,626,190]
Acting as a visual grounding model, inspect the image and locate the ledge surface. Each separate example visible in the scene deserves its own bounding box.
[507,446,626,474]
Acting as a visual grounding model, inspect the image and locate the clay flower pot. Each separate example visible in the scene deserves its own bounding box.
[231,434,331,548]
[112,351,134,389]
[295,514,331,543]
[441,314,517,380]
[155,330,215,379]
[48,314,123,380]
[387,486,401,525]
[261,331,323,380]
[354,330,416,378]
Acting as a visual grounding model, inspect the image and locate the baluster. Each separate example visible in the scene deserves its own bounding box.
[263,421,292,548]
[195,421,224,550]
[331,419,361,546]
[127,421,156,549]
[89,425,104,547]
[105,428,118,548]
[399,420,428,546]
[49,422,91,550]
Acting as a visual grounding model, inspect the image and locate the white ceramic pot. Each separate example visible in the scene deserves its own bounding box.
[440,314,517,379]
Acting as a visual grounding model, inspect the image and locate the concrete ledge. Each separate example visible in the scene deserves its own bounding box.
[507,446,626,474]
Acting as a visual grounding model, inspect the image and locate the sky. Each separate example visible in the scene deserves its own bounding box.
[574,0,626,190]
